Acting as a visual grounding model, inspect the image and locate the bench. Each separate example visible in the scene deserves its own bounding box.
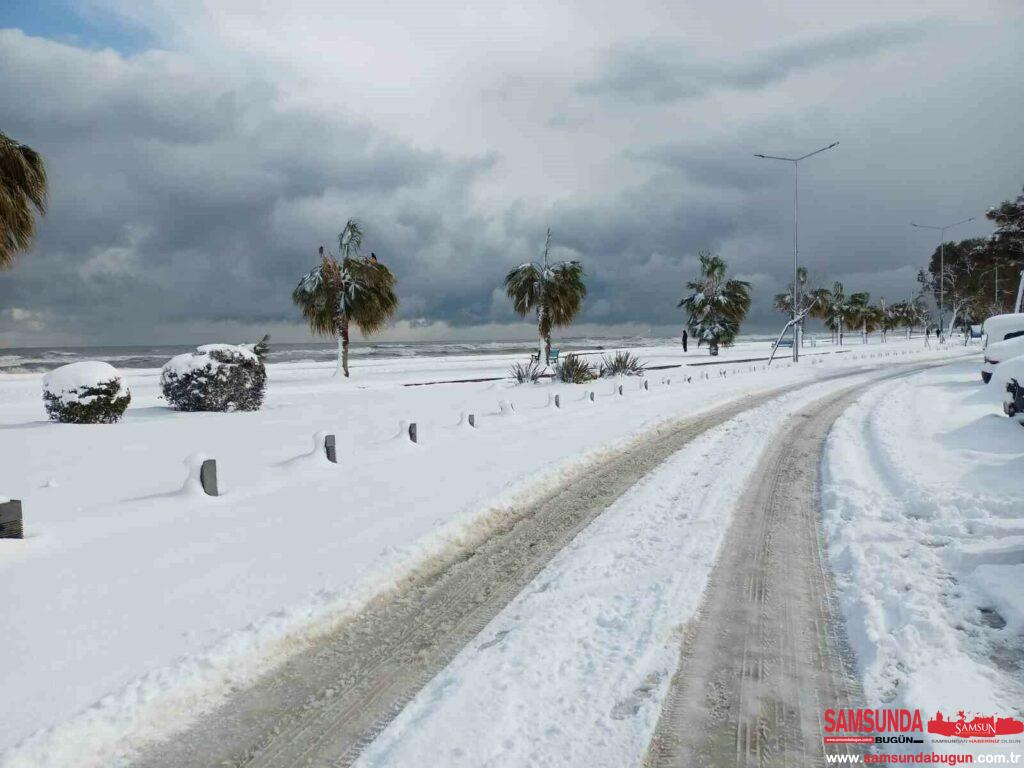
[530,348,561,365]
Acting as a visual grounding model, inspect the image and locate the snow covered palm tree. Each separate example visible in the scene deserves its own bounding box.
[842,292,872,343]
[809,282,851,345]
[772,266,809,317]
[678,251,751,356]
[505,229,586,364]
[1,131,47,269]
[293,219,398,378]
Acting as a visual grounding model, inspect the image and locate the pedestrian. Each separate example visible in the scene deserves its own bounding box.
[682,329,688,352]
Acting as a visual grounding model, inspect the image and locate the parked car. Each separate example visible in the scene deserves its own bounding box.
[982,335,1024,383]
[982,313,1024,348]
[990,354,1024,426]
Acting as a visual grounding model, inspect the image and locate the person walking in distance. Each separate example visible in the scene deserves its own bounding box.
[682,329,688,352]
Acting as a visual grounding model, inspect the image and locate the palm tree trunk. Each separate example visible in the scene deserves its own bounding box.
[709,338,719,356]
[341,318,350,378]
[537,305,547,364]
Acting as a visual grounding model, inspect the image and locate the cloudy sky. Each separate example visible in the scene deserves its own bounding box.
[1,0,1021,346]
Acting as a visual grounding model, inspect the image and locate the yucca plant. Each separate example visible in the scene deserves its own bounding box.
[505,229,586,365]
[599,351,646,377]
[1,131,47,269]
[556,353,597,383]
[509,359,544,384]
[293,219,398,378]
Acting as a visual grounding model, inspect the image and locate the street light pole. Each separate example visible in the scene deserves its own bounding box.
[910,217,974,339]
[756,141,839,362]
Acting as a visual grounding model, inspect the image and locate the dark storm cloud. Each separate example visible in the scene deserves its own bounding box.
[0,29,500,342]
[0,7,1019,346]
[577,22,936,104]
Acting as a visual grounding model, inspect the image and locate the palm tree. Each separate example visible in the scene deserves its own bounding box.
[809,282,858,345]
[842,292,873,343]
[505,229,586,364]
[772,266,810,315]
[773,266,811,346]
[292,219,398,378]
[1,131,48,269]
[678,251,752,356]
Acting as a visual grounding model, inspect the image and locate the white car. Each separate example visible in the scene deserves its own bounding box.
[982,312,1024,347]
[982,336,1024,383]
[988,353,1024,425]
[980,313,1024,383]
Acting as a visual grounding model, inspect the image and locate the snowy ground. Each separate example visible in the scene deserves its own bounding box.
[823,359,1024,754]
[353,373,890,768]
[0,337,976,766]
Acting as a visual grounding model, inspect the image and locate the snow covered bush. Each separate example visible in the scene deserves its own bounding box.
[555,354,596,383]
[599,351,646,378]
[42,361,131,424]
[161,344,266,412]
[509,360,543,384]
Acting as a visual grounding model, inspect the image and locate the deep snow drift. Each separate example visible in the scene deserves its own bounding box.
[0,338,976,766]
[823,359,1024,754]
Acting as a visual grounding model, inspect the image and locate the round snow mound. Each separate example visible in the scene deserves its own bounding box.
[42,361,131,424]
[160,344,266,412]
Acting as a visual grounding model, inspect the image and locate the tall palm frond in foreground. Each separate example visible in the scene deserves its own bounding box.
[292,219,398,378]
[678,251,752,356]
[504,229,586,364]
[0,131,47,269]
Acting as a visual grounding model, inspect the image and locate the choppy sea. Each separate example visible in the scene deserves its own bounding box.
[0,335,780,374]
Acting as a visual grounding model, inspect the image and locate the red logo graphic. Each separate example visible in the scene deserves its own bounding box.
[927,710,1024,738]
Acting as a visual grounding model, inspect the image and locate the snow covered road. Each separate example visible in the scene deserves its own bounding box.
[350,366,941,768]
[135,376,847,768]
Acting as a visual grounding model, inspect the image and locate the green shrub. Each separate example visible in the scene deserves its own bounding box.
[556,354,597,383]
[509,360,544,384]
[42,362,131,424]
[161,344,267,412]
[599,351,646,377]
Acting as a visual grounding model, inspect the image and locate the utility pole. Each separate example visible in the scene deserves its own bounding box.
[756,141,839,362]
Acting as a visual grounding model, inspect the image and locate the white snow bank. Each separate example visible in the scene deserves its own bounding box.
[41,361,123,401]
[822,360,1023,757]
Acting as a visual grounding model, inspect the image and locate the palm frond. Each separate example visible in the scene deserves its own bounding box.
[0,131,48,269]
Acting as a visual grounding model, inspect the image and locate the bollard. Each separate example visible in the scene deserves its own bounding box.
[0,499,23,539]
[324,434,337,464]
[200,459,218,497]
[589,391,595,402]
[617,385,623,396]
[408,422,418,443]
[468,413,476,428]
[554,394,561,409]
[643,380,649,391]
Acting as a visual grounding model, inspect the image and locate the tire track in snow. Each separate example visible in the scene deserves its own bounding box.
[134,365,929,768]
[643,366,937,768]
